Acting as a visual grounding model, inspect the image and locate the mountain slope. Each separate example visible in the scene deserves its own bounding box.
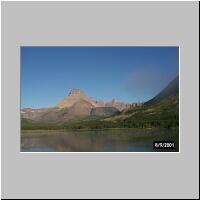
[103,76,179,128]
[91,107,120,117]
[145,76,179,105]
[65,99,94,119]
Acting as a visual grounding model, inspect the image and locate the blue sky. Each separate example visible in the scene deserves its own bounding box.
[21,47,179,108]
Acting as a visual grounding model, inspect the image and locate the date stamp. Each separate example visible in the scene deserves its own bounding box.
[153,141,175,149]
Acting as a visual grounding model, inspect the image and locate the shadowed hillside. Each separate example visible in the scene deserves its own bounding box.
[145,76,179,105]
[103,76,179,129]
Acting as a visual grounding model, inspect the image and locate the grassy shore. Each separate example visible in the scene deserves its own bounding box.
[21,127,178,137]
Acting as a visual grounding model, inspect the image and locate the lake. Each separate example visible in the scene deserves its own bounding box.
[21,129,179,152]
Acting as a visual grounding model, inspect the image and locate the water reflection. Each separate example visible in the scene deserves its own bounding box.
[21,129,179,152]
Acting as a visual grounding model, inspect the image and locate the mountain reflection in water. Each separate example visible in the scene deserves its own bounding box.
[21,129,179,152]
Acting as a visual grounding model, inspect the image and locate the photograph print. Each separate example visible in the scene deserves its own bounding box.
[21,47,179,152]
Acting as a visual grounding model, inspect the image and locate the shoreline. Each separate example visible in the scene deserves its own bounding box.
[21,127,178,134]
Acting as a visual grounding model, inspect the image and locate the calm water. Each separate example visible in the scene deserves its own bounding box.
[21,129,179,152]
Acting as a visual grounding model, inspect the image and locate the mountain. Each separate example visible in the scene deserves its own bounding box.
[21,77,179,130]
[21,88,133,123]
[103,76,179,129]
[57,89,97,108]
[66,99,94,118]
[57,88,132,111]
[145,76,179,105]
[91,107,120,117]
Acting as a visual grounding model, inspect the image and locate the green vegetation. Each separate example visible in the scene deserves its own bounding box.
[119,95,179,129]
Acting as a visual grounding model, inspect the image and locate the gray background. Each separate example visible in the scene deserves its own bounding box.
[1,2,199,199]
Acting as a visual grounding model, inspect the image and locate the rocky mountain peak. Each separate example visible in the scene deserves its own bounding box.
[57,88,134,110]
[68,88,86,98]
[57,88,90,108]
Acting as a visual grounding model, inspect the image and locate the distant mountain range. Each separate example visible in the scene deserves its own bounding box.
[57,88,134,111]
[21,88,141,123]
[21,76,179,130]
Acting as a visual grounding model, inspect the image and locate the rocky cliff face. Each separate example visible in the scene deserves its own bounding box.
[57,88,131,111]
[57,89,96,108]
